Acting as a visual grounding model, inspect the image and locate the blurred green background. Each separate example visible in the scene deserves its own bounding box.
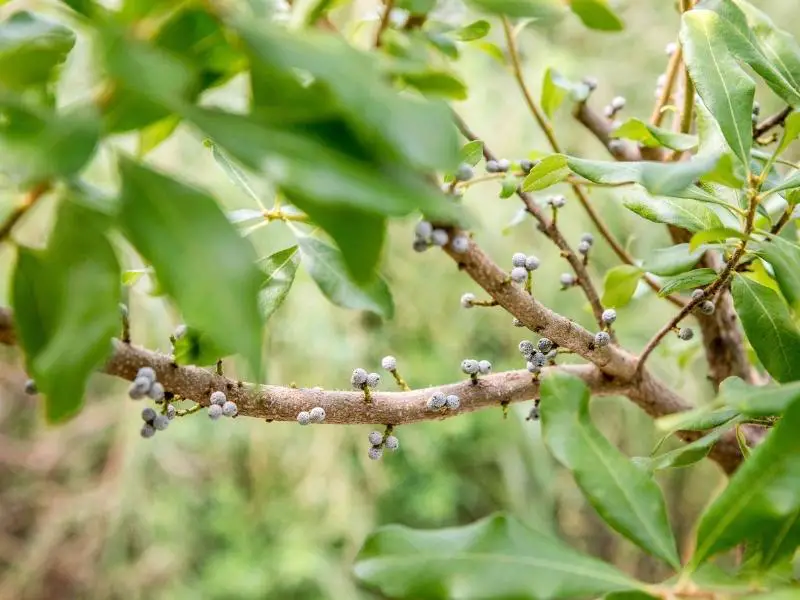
[1,0,798,598]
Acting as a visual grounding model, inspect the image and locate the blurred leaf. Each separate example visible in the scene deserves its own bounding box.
[623,196,725,232]
[455,20,491,41]
[541,68,590,118]
[465,0,565,20]
[689,227,745,251]
[503,206,529,235]
[258,246,300,323]
[499,175,520,199]
[765,171,800,196]
[601,265,642,308]
[227,209,264,226]
[656,406,740,432]
[173,327,226,366]
[0,11,75,91]
[208,141,264,207]
[636,423,736,472]
[522,154,570,191]
[680,10,755,167]
[568,0,624,32]
[425,31,459,59]
[612,119,697,151]
[774,111,800,155]
[540,372,679,567]
[12,200,119,423]
[731,274,800,383]
[718,376,800,417]
[690,393,800,568]
[476,41,505,63]
[298,236,394,319]
[353,513,643,599]
[641,243,704,276]
[122,269,147,286]
[138,114,180,157]
[398,70,468,100]
[118,159,264,376]
[756,237,800,311]
[658,268,717,297]
[396,0,435,15]
[695,100,746,188]
[460,141,484,166]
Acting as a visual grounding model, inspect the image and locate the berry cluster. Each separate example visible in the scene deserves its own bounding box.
[352,367,381,401]
[140,406,169,438]
[593,308,616,348]
[577,233,594,258]
[427,391,460,411]
[413,220,469,255]
[297,406,326,425]
[691,289,715,315]
[128,366,165,403]
[461,358,491,384]
[510,252,540,286]
[207,390,238,420]
[367,429,400,460]
[519,339,556,376]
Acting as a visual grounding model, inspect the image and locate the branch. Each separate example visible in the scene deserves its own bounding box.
[650,44,682,127]
[374,0,394,48]
[0,182,50,244]
[754,105,793,139]
[572,102,642,162]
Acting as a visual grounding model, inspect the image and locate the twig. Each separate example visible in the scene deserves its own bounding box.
[650,44,683,127]
[0,182,51,244]
[374,0,395,48]
[572,102,642,162]
[754,105,793,139]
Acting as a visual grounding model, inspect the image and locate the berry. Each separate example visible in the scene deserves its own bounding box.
[368,431,383,446]
[549,195,566,208]
[141,407,157,423]
[578,240,591,255]
[222,401,238,417]
[431,229,449,247]
[526,361,541,374]
[580,233,595,246]
[510,266,528,283]
[530,352,546,367]
[608,139,625,153]
[166,404,176,420]
[451,235,469,254]
[496,158,510,172]
[678,327,694,341]
[309,406,326,422]
[24,379,37,395]
[148,382,165,402]
[381,356,397,371]
[413,238,429,253]
[752,101,761,116]
[560,273,576,287]
[136,367,156,384]
[527,406,540,421]
[603,105,615,118]
[210,391,227,406]
[208,404,223,420]
[545,349,558,361]
[366,373,381,388]
[538,338,553,353]
[445,395,460,410]
[602,309,617,325]
[699,301,715,315]
[141,424,156,438]
[351,368,368,389]
[512,318,524,327]
[691,289,705,301]
[173,324,188,339]
[582,76,598,91]
[520,159,534,173]
[512,252,527,268]
[129,376,151,399]
[524,256,540,271]
[384,435,399,451]
[461,359,479,375]
[415,220,433,239]
[657,74,667,87]
[368,446,384,460]
[297,410,311,425]
[478,360,492,375]
[460,293,476,308]
[594,331,611,347]
[518,340,534,356]
[485,159,500,172]
[455,163,473,181]
[429,392,447,409]
[153,414,169,431]
[665,42,677,55]
[611,96,626,110]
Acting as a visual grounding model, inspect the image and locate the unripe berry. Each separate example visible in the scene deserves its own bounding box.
[699,300,715,315]
[512,318,524,327]
[602,309,617,325]
[129,376,151,399]
[381,356,397,371]
[141,407,157,423]
[461,359,479,375]
[594,331,611,347]
[368,431,383,446]
[549,195,566,208]
[368,446,384,460]
[691,289,705,301]
[351,368,368,389]
[297,410,311,425]
[678,327,694,341]
[478,360,492,375]
[510,266,528,283]
[578,240,591,255]
[496,158,510,172]
[412,238,429,253]
[538,338,553,353]
[429,391,447,409]
[366,373,381,388]
[431,229,449,247]
[611,96,626,110]
[309,406,325,422]
[520,159,534,173]
[518,340,534,356]
[24,379,37,395]
[460,293,476,308]
[166,404,176,420]
[208,404,223,420]
[451,235,469,254]
[222,401,238,417]
[512,252,527,268]
[560,273,576,287]
[415,220,433,239]
[136,367,156,384]
[153,414,169,431]
[210,391,227,406]
[486,159,500,173]
[524,256,540,271]
[580,233,594,246]
[141,424,156,438]
[445,395,460,410]
[148,382,165,402]
[384,435,399,451]
[455,163,473,182]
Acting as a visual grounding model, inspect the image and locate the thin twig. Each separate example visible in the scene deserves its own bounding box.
[754,105,793,139]
[374,0,395,48]
[650,45,683,127]
[0,181,51,244]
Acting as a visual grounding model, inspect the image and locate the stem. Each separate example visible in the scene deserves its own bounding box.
[0,181,51,244]
[374,0,395,48]
[651,45,683,127]
[263,210,310,223]
[390,370,411,392]
[678,0,695,137]
[754,105,793,139]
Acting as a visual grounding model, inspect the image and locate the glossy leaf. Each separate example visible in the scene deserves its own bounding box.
[459,141,484,167]
[454,20,491,41]
[353,513,643,599]
[569,0,624,32]
[624,196,724,232]
[258,246,300,323]
[756,237,800,311]
[298,236,394,319]
[465,0,565,20]
[690,393,800,568]
[612,119,697,152]
[601,265,642,308]
[522,154,570,191]
[658,268,717,297]
[731,274,800,383]
[541,68,590,118]
[718,376,800,417]
[641,243,704,277]
[12,200,120,423]
[540,372,680,567]
[689,227,746,251]
[118,159,264,376]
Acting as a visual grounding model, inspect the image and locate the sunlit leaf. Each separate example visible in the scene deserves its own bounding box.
[522,154,570,191]
[568,0,624,32]
[755,237,800,311]
[601,265,642,308]
[612,118,697,152]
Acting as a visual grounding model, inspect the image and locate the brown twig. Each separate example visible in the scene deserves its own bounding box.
[572,102,642,162]
[754,105,793,139]
[374,0,395,48]
[650,45,683,127]
[0,182,51,244]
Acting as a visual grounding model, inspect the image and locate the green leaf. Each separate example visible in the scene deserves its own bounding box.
[173,327,226,366]
[118,159,264,376]
[680,10,755,167]
[695,99,746,188]
[398,70,468,100]
[731,274,800,383]
[298,236,394,319]
[690,393,800,568]
[353,513,643,599]
[641,243,705,277]
[396,0,436,15]
[689,227,746,251]
[568,0,624,32]
[612,118,697,152]
[658,268,718,297]
[765,171,800,196]
[499,175,519,199]
[0,11,76,91]
[774,111,800,156]
[207,141,264,208]
[636,423,737,472]
[476,41,505,63]
[623,196,724,233]
[521,154,570,191]
[601,265,642,308]
[454,20,491,41]
[756,237,800,311]
[258,245,300,323]
[541,68,591,118]
[655,406,740,433]
[12,200,120,423]
[465,0,565,20]
[137,114,180,157]
[540,372,680,567]
[718,376,800,417]
[459,141,484,167]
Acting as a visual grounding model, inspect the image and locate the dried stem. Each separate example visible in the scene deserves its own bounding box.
[0,181,51,244]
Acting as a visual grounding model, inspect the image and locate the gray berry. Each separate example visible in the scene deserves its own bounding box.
[496,158,510,172]
[297,410,311,425]
[678,327,694,341]
[691,289,705,301]
[309,406,325,422]
[485,160,500,173]
[24,379,37,395]
[611,96,626,110]
[460,293,476,308]
[141,424,156,438]
[166,404,176,420]
[431,229,449,247]
[520,159,534,173]
[594,331,611,347]
[445,395,460,410]
[153,414,169,431]
[129,376,151,399]
[451,235,469,253]
[538,338,553,353]
[148,382,165,402]
[580,233,595,246]
[208,404,223,420]
[141,407,157,423]
[699,301,715,315]
[366,373,381,388]
[384,435,399,451]
[381,356,397,371]
[549,195,566,208]
[524,256,540,271]
[478,360,492,375]
[510,266,528,283]
[527,406,540,421]
[351,368,368,389]
[578,241,591,255]
[608,139,625,153]
[526,361,541,374]
[455,163,473,182]
[602,309,617,324]
[415,220,433,239]
[429,392,447,409]
[413,238,429,253]
[222,401,238,417]
[210,391,226,406]
[560,273,575,287]
[512,252,527,268]
[530,351,546,367]
[136,367,156,384]
[368,446,384,461]
[461,359,479,375]
[518,340,534,356]
[368,431,383,446]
